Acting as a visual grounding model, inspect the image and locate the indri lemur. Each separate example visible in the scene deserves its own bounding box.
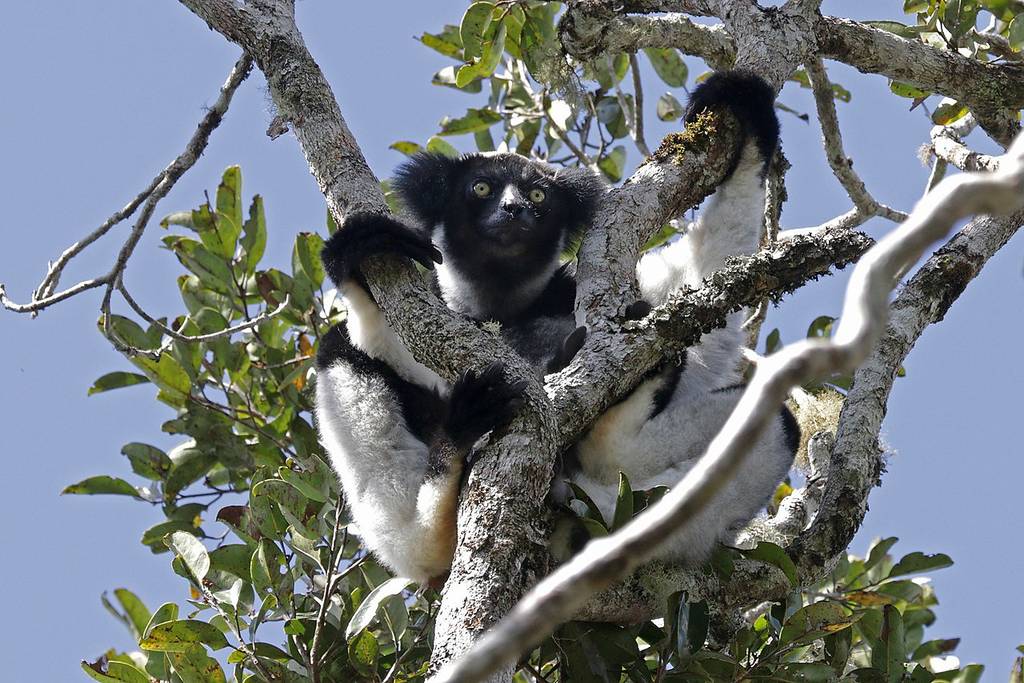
[314,71,799,582]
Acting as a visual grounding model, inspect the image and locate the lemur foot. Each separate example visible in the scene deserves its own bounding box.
[685,70,779,176]
[446,363,527,449]
[624,300,652,321]
[320,212,443,286]
[546,326,587,374]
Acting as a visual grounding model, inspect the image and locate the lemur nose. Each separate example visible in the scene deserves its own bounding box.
[501,202,526,217]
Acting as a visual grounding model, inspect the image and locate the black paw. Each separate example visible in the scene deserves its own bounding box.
[624,300,652,321]
[445,363,527,449]
[546,326,587,374]
[321,212,443,286]
[685,70,779,175]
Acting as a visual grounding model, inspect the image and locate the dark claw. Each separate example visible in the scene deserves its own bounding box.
[321,212,442,286]
[446,363,527,449]
[546,326,587,374]
[624,300,652,321]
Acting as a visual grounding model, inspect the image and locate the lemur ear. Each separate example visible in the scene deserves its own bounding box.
[553,166,605,230]
[391,153,462,227]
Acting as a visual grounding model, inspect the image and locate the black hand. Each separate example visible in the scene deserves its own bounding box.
[321,212,443,286]
[445,363,527,449]
[546,326,587,374]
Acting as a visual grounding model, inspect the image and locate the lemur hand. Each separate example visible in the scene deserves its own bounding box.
[546,326,587,374]
[445,363,527,450]
[321,212,443,286]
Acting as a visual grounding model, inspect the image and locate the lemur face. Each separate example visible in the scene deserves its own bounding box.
[391,152,603,270]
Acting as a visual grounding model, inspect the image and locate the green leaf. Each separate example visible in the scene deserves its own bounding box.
[781,602,858,646]
[165,531,211,582]
[597,145,627,183]
[932,101,969,125]
[294,232,326,286]
[101,314,158,350]
[420,29,463,59]
[121,442,172,480]
[209,544,252,581]
[348,629,380,678]
[865,20,923,39]
[345,576,414,640]
[866,536,900,570]
[167,645,227,683]
[131,354,191,403]
[143,602,179,639]
[611,472,634,531]
[389,140,424,156]
[81,660,150,683]
[250,540,281,594]
[870,605,905,683]
[426,135,461,158]
[88,371,150,396]
[1010,15,1024,50]
[740,541,798,587]
[438,107,502,136]
[141,620,229,652]
[643,48,688,87]
[113,588,152,642]
[240,195,267,275]
[62,476,139,498]
[912,638,961,661]
[141,521,196,550]
[656,92,684,121]
[904,0,930,12]
[888,551,953,578]
[460,2,495,61]
[164,451,216,499]
[213,165,243,259]
[890,80,930,100]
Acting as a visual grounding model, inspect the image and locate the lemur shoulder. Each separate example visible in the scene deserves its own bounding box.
[314,70,799,583]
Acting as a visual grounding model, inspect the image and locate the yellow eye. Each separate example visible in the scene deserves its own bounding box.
[528,188,546,204]
[473,181,491,197]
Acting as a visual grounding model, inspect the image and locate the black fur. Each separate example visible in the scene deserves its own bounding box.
[546,325,588,374]
[624,299,653,321]
[445,363,527,450]
[321,212,442,287]
[685,70,780,177]
[649,353,687,419]
[779,405,800,455]
[393,153,603,322]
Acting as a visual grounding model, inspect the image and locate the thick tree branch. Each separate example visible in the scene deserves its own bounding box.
[560,10,1024,115]
[432,133,1024,683]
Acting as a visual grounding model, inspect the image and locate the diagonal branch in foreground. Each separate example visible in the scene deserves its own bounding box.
[431,132,1024,683]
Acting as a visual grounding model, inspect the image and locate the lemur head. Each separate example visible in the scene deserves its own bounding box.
[392,152,603,273]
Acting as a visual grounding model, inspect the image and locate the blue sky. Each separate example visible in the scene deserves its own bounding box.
[1,1,1021,680]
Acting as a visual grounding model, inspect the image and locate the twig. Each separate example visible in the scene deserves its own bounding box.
[1,54,253,318]
[431,132,1024,683]
[806,57,906,223]
[627,54,652,157]
[118,282,290,346]
[309,496,346,683]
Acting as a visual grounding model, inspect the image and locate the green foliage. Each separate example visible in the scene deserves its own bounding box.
[74,1,1024,680]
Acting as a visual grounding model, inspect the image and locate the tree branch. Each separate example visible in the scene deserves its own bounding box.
[805,57,907,223]
[1,54,252,317]
[560,10,1024,115]
[431,132,1024,683]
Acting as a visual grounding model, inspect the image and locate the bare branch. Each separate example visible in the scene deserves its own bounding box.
[806,57,907,223]
[1,54,253,317]
[627,54,652,157]
[932,122,1002,173]
[117,282,290,346]
[432,133,1024,683]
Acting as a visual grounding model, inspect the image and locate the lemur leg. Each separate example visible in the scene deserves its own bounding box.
[316,325,457,581]
[316,326,524,581]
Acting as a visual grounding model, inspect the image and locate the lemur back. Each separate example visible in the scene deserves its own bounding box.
[314,70,798,582]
